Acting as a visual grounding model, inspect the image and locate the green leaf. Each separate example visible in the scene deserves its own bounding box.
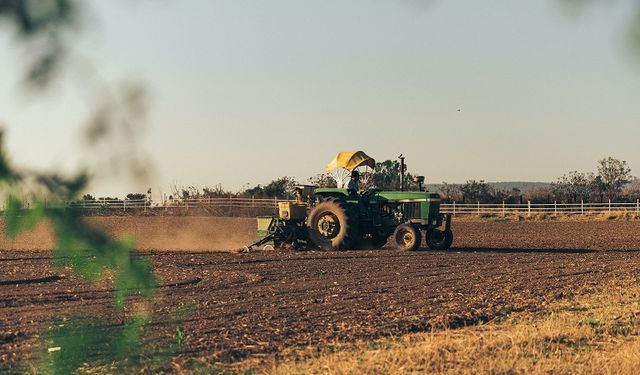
[4,197,45,238]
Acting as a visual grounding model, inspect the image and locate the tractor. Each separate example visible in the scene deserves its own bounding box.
[249,151,453,251]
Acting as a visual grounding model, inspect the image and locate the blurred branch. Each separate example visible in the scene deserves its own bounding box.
[1,2,167,371]
[555,0,594,16]
[0,0,78,88]
[626,6,640,64]
[555,0,640,66]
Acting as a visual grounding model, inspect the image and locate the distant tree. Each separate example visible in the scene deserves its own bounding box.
[622,178,640,202]
[439,182,462,201]
[526,186,556,204]
[263,176,297,198]
[169,184,199,200]
[241,184,264,198]
[459,180,493,203]
[180,186,200,200]
[491,188,522,204]
[372,160,401,190]
[596,157,632,200]
[241,176,297,198]
[308,173,337,188]
[509,187,522,203]
[370,160,418,191]
[404,173,421,191]
[82,193,95,201]
[126,193,146,200]
[553,171,594,203]
[202,184,231,198]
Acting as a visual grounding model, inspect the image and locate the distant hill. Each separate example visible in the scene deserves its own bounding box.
[425,181,551,194]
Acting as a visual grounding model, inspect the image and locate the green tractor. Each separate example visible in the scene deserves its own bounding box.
[250,151,453,251]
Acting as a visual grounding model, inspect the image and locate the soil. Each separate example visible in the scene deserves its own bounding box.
[0,216,258,251]
[2,220,640,371]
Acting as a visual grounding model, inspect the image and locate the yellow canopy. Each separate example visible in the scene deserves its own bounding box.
[325,151,376,172]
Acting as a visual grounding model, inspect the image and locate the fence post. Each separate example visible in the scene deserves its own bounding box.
[123,199,126,212]
[581,200,584,216]
[554,201,557,216]
[252,195,255,208]
[502,201,505,217]
[527,201,531,217]
[608,199,611,214]
[637,199,639,216]
[453,201,456,216]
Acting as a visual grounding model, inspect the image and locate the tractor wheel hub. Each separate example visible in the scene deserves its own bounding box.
[317,214,339,237]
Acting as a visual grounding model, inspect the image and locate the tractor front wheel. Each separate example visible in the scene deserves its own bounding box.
[393,224,422,251]
[426,229,453,250]
[307,198,358,250]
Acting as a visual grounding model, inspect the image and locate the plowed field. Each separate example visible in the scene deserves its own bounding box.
[2,220,640,371]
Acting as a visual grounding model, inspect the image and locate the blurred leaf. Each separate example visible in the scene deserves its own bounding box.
[3,196,44,238]
[50,209,156,307]
[121,83,148,125]
[39,311,188,374]
[0,0,78,88]
[36,172,88,200]
[626,8,640,64]
[40,319,104,375]
[41,316,148,374]
[555,0,593,17]
[84,106,112,144]
[0,131,19,183]
[113,316,148,360]
[0,0,77,36]
[24,42,65,89]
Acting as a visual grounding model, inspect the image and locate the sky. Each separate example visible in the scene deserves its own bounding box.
[1,0,640,198]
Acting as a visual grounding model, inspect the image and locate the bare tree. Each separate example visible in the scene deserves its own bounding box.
[596,157,632,201]
[553,171,595,203]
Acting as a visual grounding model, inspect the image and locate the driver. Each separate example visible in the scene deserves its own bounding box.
[347,170,360,196]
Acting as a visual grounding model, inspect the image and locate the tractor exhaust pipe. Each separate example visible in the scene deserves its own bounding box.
[398,154,406,191]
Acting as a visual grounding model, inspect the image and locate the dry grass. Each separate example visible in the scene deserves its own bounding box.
[262,278,640,374]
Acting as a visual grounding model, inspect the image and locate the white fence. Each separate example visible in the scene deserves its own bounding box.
[441,200,640,216]
[63,197,279,211]
[9,197,640,216]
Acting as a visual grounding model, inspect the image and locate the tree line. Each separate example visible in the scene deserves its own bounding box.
[440,157,638,204]
[93,157,637,204]
[152,159,418,201]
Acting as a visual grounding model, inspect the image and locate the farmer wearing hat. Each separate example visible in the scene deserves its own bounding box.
[347,170,360,196]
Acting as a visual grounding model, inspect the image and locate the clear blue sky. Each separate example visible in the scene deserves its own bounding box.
[1,0,640,197]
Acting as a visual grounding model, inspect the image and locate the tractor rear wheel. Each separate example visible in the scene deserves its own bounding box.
[307,198,358,250]
[393,224,422,251]
[426,229,453,250]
